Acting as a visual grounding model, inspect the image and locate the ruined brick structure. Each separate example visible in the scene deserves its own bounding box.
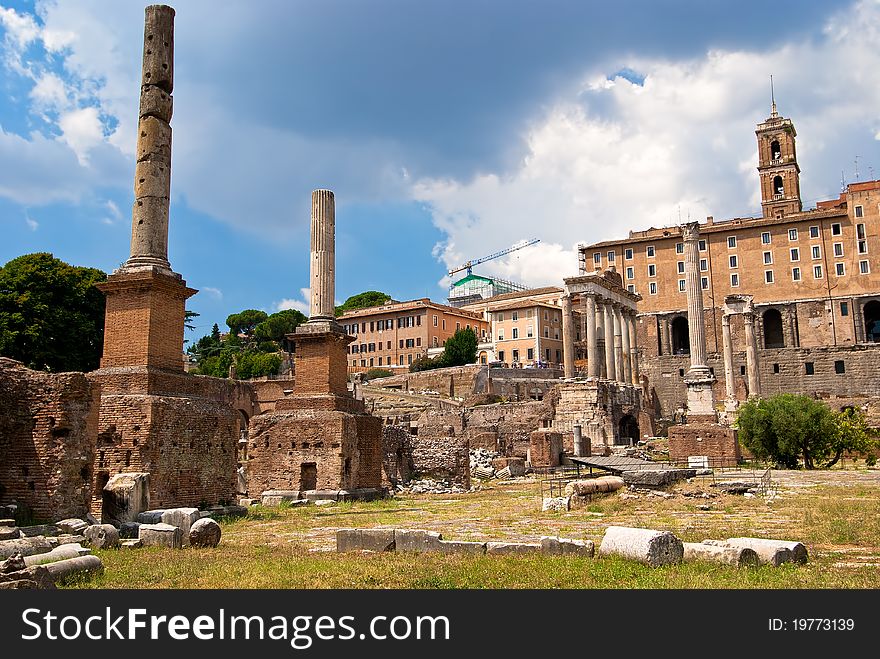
[246,190,383,497]
[0,359,100,520]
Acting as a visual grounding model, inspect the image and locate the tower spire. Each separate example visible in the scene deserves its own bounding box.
[770,74,778,118]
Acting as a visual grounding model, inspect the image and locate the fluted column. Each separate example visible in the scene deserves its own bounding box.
[603,300,616,381]
[681,222,710,376]
[126,4,175,271]
[613,304,624,383]
[620,307,632,384]
[309,189,336,321]
[586,294,599,378]
[562,294,574,378]
[743,311,761,398]
[627,311,640,385]
[722,313,736,405]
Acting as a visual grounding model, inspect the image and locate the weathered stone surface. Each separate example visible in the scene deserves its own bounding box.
[541,536,595,557]
[564,476,625,496]
[703,539,793,566]
[683,542,758,567]
[491,457,525,477]
[0,554,25,573]
[102,472,150,526]
[189,518,221,548]
[51,534,86,547]
[622,469,696,487]
[261,491,302,506]
[0,527,19,541]
[725,537,808,564]
[55,519,88,535]
[137,510,167,524]
[161,508,199,546]
[136,116,171,164]
[139,84,173,122]
[84,524,121,549]
[220,505,248,518]
[134,159,171,198]
[119,522,141,539]
[486,542,541,555]
[336,529,395,552]
[121,539,143,549]
[0,536,52,559]
[0,565,55,589]
[395,529,442,553]
[45,555,103,582]
[24,544,90,566]
[19,524,59,537]
[598,526,684,567]
[0,518,14,526]
[437,540,486,555]
[141,4,175,93]
[139,523,183,549]
[542,496,570,512]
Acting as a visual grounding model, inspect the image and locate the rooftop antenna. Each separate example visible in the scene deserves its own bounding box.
[770,74,778,118]
[870,165,875,181]
[840,170,846,193]
[854,155,860,182]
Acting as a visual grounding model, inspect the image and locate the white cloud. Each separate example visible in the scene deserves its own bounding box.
[276,287,311,315]
[414,0,880,289]
[57,106,104,164]
[202,286,223,300]
[25,214,38,231]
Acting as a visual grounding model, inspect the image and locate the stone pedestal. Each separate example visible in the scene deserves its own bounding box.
[668,422,741,466]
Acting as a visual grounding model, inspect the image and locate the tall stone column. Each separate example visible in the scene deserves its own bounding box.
[603,300,616,381]
[659,316,671,356]
[561,294,574,378]
[680,221,716,416]
[743,311,761,398]
[721,313,737,410]
[126,4,175,272]
[309,189,336,322]
[627,311,640,385]
[613,305,625,383]
[620,308,632,385]
[586,294,599,378]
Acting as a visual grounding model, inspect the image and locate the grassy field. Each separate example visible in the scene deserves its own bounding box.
[69,469,880,589]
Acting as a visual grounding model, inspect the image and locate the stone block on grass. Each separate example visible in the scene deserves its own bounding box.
[598,526,683,567]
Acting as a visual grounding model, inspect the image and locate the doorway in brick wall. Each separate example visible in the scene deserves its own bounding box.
[300,463,317,491]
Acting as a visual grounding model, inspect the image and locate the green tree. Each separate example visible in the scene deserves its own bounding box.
[254,309,307,346]
[184,310,199,332]
[335,291,391,316]
[736,394,852,469]
[210,323,221,342]
[826,407,878,468]
[442,327,478,367]
[363,368,393,381]
[225,309,268,338]
[0,253,106,372]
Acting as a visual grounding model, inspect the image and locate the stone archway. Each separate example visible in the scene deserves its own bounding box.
[864,300,880,343]
[762,308,785,348]
[617,414,640,445]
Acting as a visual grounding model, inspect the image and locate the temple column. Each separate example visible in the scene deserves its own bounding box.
[620,308,631,385]
[743,310,761,399]
[309,189,336,322]
[722,313,736,409]
[627,311,640,385]
[586,294,599,378]
[681,221,716,415]
[613,304,625,383]
[603,300,616,381]
[562,294,574,378]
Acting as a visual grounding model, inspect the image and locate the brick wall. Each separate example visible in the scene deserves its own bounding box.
[293,331,350,397]
[409,421,470,488]
[529,430,562,467]
[0,358,99,521]
[381,425,413,487]
[668,423,740,464]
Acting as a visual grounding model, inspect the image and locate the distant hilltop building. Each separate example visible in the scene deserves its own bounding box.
[447,273,529,308]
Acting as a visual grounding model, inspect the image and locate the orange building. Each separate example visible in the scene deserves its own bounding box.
[339,299,489,373]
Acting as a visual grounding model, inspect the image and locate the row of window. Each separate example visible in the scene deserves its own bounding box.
[496,348,562,364]
[343,315,423,335]
[497,326,560,341]
[351,354,421,368]
[594,217,867,266]
[495,310,559,323]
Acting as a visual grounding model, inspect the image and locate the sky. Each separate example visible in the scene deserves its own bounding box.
[1,0,879,343]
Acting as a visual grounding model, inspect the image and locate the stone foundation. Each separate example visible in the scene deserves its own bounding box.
[668,422,740,465]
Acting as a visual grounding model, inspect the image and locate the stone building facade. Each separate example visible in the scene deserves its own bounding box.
[579,103,880,418]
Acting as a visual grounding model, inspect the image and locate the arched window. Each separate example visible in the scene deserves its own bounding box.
[671,316,690,355]
[763,308,785,348]
[773,175,784,196]
[864,300,880,343]
[770,139,781,160]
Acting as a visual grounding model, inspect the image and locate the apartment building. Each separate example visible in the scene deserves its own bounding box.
[339,299,489,373]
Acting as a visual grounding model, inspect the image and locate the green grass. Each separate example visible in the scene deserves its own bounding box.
[65,475,880,589]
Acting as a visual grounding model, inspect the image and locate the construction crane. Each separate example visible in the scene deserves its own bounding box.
[447,238,541,278]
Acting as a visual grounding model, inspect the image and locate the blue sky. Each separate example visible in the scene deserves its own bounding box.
[1,0,878,343]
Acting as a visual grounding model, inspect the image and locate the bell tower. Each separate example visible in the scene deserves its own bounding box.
[756,79,802,218]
